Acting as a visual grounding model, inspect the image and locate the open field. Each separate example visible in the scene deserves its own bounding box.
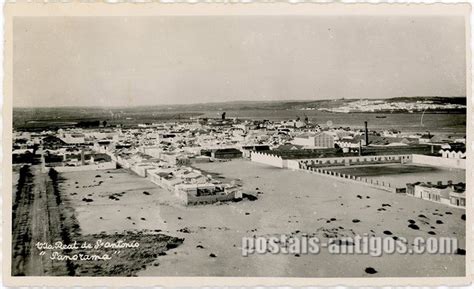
[329,163,465,188]
[15,160,466,277]
[59,169,180,235]
[130,160,464,277]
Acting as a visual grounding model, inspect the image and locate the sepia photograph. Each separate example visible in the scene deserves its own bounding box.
[3,2,471,286]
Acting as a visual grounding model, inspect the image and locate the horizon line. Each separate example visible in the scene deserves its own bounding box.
[12,95,466,109]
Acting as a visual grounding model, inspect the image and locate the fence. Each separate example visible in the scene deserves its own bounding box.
[301,166,399,193]
[299,154,412,169]
[42,161,117,173]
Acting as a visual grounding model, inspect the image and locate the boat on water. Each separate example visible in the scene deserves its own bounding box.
[375,115,387,119]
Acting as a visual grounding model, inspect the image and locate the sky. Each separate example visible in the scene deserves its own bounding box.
[13,15,466,107]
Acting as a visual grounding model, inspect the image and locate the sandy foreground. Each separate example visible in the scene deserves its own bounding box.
[60,160,466,277]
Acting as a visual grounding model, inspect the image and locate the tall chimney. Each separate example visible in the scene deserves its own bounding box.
[364,121,369,146]
[81,148,85,165]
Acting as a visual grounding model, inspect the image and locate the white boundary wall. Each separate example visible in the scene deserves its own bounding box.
[286,160,300,170]
[250,151,284,168]
[412,154,466,169]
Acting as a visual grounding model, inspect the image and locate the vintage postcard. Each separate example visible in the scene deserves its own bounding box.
[2,2,472,286]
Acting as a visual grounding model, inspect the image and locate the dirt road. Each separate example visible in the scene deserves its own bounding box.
[11,165,70,276]
[11,165,34,275]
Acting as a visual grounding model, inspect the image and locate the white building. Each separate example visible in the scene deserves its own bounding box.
[291,132,334,148]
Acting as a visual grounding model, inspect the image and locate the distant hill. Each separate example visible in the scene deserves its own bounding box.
[12,96,466,130]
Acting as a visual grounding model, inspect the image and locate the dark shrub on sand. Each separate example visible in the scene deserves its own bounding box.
[243,193,258,201]
[408,224,419,230]
[365,267,377,274]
